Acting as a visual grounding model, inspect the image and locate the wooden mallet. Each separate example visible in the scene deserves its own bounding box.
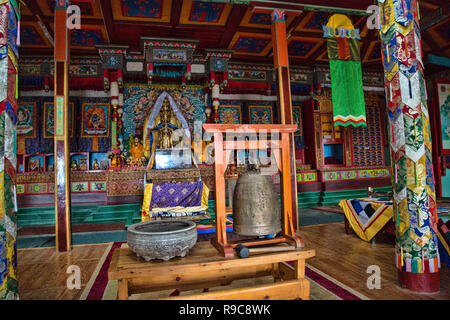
[235,244,297,258]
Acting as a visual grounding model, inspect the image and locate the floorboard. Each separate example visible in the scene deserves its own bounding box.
[16,222,449,300]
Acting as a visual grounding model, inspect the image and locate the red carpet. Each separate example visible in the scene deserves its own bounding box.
[86,241,125,300]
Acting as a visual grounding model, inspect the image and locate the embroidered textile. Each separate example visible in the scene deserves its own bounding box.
[325,14,366,127]
[142,181,209,220]
[339,198,394,242]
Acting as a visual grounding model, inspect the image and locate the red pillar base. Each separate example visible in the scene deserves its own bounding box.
[397,270,440,293]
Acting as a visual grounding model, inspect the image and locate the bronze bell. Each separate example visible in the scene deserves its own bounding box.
[232,164,281,236]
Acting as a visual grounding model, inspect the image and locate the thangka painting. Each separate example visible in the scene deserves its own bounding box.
[44,102,74,138]
[17,102,36,138]
[292,106,303,136]
[249,106,273,124]
[81,103,110,138]
[219,105,241,124]
[437,80,450,151]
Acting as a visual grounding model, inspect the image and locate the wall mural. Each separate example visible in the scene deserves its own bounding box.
[122,85,206,153]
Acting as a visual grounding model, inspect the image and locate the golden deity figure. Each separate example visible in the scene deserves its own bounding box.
[155,98,177,149]
[142,96,189,168]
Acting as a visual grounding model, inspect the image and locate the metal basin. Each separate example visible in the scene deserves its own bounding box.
[127,219,197,261]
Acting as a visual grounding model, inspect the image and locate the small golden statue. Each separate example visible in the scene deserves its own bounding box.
[127,135,146,167]
[92,159,100,170]
[71,160,78,171]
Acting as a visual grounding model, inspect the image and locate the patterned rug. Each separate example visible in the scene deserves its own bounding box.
[80,241,368,301]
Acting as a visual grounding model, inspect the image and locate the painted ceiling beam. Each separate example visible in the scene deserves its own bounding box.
[426,54,450,68]
[420,3,449,31]
[99,0,114,44]
[219,4,248,48]
[170,0,183,36]
[206,0,373,15]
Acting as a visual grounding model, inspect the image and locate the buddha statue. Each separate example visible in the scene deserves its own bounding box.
[92,159,100,170]
[71,160,78,171]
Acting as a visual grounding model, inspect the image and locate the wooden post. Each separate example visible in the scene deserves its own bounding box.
[54,0,71,252]
[378,0,440,292]
[270,9,299,231]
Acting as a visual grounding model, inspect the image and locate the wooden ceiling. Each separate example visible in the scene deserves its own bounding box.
[19,0,449,70]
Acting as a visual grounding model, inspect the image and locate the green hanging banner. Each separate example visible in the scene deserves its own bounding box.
[324,14,366,127]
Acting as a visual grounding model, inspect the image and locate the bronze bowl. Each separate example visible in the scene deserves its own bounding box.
[127,219,197,261]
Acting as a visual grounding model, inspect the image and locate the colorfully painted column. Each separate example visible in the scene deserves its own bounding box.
[53,0,72,252]
[0,0,20,299]
[270,9,299,230]
[378,0,440,292]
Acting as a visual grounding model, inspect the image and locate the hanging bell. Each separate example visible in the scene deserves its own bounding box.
[232,163,281,236]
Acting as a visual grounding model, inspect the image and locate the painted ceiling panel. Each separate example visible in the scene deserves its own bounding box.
[20,22,50,47]
[111,0,172,22]
[296,11,330,33]
[288,38,323,59]
[179,0,232,26]
[230,33,272,56]
[69,25,108,49]
[16,0,449,69]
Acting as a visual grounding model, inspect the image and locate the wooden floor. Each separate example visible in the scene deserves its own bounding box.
[17,243,110,300]
[17,221,449,300]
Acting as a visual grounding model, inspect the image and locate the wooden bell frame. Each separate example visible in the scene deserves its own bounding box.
[203,124,304,258]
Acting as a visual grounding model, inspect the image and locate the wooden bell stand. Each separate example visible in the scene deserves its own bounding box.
[203,124,304,258]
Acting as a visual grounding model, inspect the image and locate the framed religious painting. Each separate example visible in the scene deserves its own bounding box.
[28,158,40,172]
[249,105,273,124]
[43,102,75,138]
[436,79,450,154]
[78,158,88,171]
[17,102,36,138]
[81,103,110,138]
[218,105,241,124]
[292,106,303,136]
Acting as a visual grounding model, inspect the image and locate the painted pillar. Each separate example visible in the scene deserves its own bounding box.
[378,0,440,292]
[0,0,20,299]
[270,9,299,230]
[54,0,72,252]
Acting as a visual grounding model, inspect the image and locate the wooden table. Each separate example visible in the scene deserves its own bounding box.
[108,241,315,300]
